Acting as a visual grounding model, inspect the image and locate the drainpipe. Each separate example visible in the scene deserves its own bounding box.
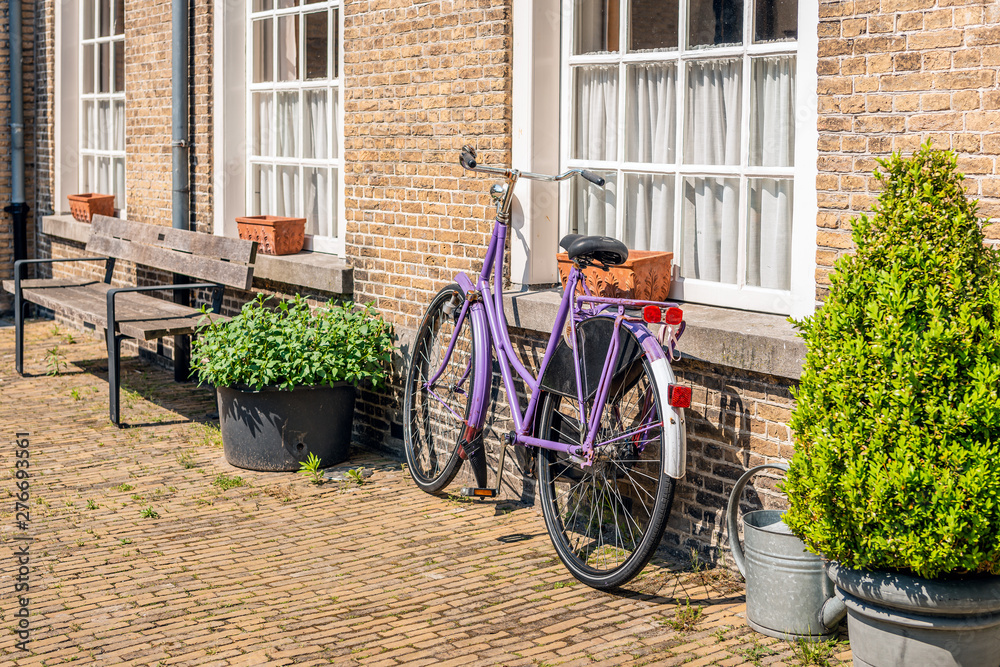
[6,0,29,262]
[171,0,191,380]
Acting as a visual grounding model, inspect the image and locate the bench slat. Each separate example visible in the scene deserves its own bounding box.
[90,216,257,264]
[87,235,254,290]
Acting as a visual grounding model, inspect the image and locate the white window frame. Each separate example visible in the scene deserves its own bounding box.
[214,0,344,255]
[542,0,816,317]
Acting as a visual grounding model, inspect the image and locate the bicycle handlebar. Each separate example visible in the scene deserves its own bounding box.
[459,145,605,188]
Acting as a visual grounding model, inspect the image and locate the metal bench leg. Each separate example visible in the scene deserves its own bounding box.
[174,334,191,383]
[14,290,25,375]
[108,332,123,427]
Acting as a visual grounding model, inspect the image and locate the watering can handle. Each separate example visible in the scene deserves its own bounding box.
[726,463,789,579]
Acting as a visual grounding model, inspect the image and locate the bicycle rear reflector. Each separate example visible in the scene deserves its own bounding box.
[667,384,692,408]
[665,307,683,325]
[642,305,661,324]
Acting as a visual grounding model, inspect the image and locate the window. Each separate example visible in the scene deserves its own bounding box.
[248,0,342,253]
[562,0,802,312]
[80,0,126,210]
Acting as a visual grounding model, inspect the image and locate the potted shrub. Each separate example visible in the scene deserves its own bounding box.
[784,145,1000,666]
[191,294,393,472]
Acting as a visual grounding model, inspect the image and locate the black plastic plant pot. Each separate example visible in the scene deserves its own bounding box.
[217,383,356,472]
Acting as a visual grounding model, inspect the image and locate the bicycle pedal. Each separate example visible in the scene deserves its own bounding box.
[460,487,497,498]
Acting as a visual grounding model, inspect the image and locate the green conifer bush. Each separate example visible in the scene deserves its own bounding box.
[784,144,1000,579]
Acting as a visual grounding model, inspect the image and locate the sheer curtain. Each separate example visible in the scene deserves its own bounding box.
[682,59,741,282]
[626,63,676,251]
[276,92,297,157]
[573,66,618,237]
[747,56,795,289]
[304,90,328,159]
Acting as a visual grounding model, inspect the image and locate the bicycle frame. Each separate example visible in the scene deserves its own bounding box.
[426,171,687,478]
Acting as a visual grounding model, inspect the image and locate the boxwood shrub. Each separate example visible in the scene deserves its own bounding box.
[191,294,393,391]
[784,145,1000,579]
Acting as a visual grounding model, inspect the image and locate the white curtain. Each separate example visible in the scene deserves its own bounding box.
[276,92,297,158]
[277,166,300,217]
[84,102,96,150]
[682,59,741,282]
[97,101,111,151]
[304,168,328,236]
[113,100,125,152]
[255,165,273,215]
[747,179,793,289]
[254,93,273,156]
[625,63,676,251]
[574,65,617,236]
[751,56,795,167]
[304,90,328,160]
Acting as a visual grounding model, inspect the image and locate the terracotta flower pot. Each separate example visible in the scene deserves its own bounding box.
[235,215,306,255]
[557,250,673,302]
[67,193,115,222]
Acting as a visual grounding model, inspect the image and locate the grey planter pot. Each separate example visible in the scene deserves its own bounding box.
[217,383,356,472]
[828,562,1000,667]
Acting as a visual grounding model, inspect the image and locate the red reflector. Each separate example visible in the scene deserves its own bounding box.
[668,384,692,408]
[664,307,684,326]
[642,305,662,324]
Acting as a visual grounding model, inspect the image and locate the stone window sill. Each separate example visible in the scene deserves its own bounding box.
[503,289,806,380]
[40,214,353,296]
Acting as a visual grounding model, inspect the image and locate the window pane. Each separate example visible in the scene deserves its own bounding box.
[330,168,339,238]
[684,59,741,166]
[83,101,96,149]
[304,12,328,80]
[97,100,111,150]
[747,178,792,289]
[573,66,618,161]
[98,157,112,194]
[252,18,273,83]
[113,41,125,92]
[252,92,274,157]
[114,100,125,151]
[681,177,739,283]
[331,88,339,155]
[277,15,299,81]
[277,0,296,8]
[114,0,124,35]
[83,0,95,39]
[252,0,272,10]
[625,173,674,252]
[629,0,677,52]
[276,91,299,158]
[750,56,795,167]
[755,0,797,42]
[570,171,617,238]
[303,167,329,236]
[688,0,743,48]
[114,158,125,209]
[82,155,95,191]
[276,166,301,217]
[83,44,95,93]
[98,42,111,93]
[99,0,111,37]
[626,63,676,163]
[303,90,328,159]
[252,164,273,215]
[574,0,619,55]
[331,9,339,77]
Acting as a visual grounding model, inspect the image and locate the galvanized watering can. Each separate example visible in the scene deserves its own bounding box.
[726,463,846,641]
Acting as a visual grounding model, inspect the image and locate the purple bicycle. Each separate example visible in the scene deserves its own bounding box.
[403,146,691,589]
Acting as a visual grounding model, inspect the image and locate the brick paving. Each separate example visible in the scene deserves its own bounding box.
[0,320,851,666]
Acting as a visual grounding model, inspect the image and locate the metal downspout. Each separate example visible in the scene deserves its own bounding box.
[171,0,191,380]
[6,0,29,262]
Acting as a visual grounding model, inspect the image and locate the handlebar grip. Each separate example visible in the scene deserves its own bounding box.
[460,145,477,170]
[580,170,605,187]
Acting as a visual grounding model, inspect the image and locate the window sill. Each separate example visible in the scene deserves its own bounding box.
[40,214,353,296]
[503,289,806,380]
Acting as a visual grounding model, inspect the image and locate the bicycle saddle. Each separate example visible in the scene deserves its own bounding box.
[559,234,629,267]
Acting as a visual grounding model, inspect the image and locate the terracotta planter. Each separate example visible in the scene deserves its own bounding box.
[67,193,115,222]
[235,215,306,255]
[557,250,673,302]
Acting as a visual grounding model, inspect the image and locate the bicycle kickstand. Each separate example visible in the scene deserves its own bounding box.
[460,439,508,500]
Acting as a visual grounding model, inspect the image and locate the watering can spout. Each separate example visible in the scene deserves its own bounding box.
[820,594,847,633]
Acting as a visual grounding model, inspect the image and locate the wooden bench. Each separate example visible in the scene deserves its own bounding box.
[2,215,257,426]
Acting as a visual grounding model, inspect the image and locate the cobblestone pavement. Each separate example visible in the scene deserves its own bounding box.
[0,320,852,666]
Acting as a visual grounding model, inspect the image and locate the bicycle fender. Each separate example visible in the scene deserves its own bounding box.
[624,320,687,480]
[452,273,493,443]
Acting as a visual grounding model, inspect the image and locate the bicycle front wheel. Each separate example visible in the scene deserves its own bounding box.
[536,324,676,590]
[403,283,478,493]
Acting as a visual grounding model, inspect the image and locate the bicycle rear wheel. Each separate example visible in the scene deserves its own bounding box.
[536,324,676,590]
[403,284,477,493]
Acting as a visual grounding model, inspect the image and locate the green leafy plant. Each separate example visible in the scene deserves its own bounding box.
[45,347,66,375]
[177,452,197,469]
[785,144,1000,579]
[345,467,367,486]
[139,507,159,519]
[85,499,99,510]
[190,294,394,391]
[790,637,844,667]
[661,597,703,632]
[298,453,325,485]
[213,473,248,491]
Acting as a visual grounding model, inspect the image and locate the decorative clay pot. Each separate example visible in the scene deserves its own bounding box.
[827,562,1000,667]
[67,193,115,222]
[235,215,306,255]
[217,383,356,471]
[557,250,673,302]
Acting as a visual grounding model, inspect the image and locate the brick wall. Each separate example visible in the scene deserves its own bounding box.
[816,0,1000,300]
